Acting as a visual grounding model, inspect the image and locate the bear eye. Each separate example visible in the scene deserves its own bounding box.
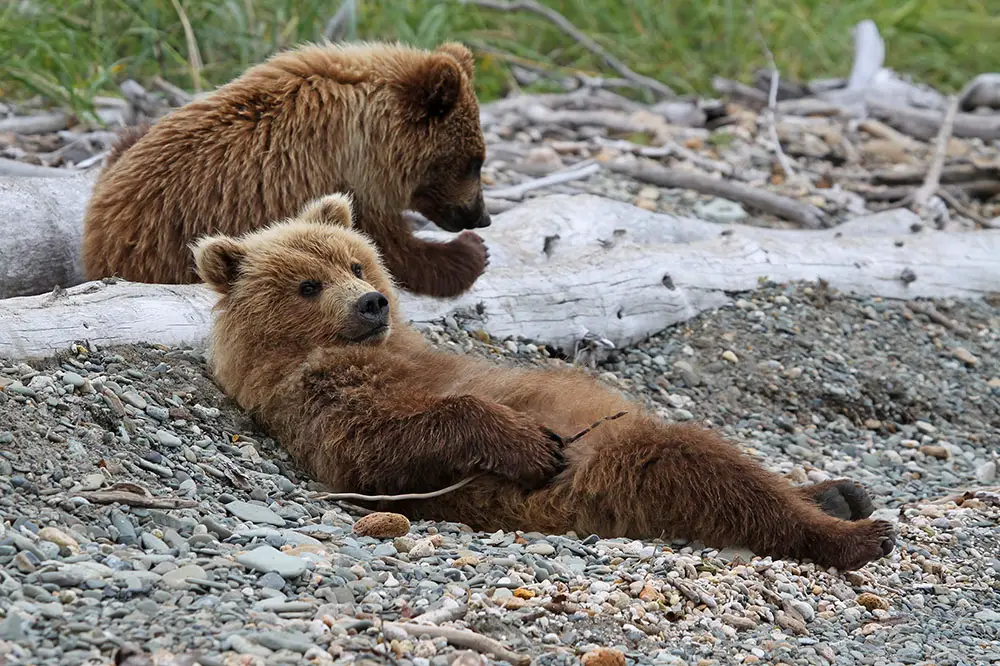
[351,263,364,279]
[299,280,323,298]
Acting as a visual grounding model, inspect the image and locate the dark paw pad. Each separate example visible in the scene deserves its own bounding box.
[812,480,875,521]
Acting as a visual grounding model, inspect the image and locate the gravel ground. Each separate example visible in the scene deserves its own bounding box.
[1,281,999,666]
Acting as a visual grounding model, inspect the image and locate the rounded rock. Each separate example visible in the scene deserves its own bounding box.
[352,512,411,539]
[581,647,626,666]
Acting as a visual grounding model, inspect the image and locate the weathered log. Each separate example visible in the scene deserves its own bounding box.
[2,186,999,361]
[0,171,97,299]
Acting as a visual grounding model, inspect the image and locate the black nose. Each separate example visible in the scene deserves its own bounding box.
[356,291,390,323]
[476,210,492,228]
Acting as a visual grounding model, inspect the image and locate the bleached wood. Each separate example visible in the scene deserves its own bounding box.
[0,171,97,299]
[2,190,999,361]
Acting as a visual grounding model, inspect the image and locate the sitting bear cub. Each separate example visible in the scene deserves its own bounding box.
[193,194,896,571]
[83,41,490,298]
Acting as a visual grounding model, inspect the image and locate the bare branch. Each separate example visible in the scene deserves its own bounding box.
[384,622,529,665]
[912,96,960,212]
[459,0,675,99]
[747,3,798,181]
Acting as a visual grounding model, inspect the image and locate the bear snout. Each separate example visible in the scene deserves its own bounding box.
[356,291,390,325]
[473,208,492,229]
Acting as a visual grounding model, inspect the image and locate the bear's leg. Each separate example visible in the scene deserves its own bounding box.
[378,231,488,298]
[568,420,895,571]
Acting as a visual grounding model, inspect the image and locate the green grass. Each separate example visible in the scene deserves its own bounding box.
[2,0,998,121]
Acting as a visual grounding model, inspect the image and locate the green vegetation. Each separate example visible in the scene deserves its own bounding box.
[2,0,998,120]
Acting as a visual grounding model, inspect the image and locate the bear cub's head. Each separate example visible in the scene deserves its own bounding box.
[400,42,491,233]
[192,194,398,349]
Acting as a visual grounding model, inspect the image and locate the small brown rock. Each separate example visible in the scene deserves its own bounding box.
[721,613,757,630]
[776,611,808,635]
[451,651,487,666]
[513,587,535,599]
[952,347,979,366]
[919,445,950,461]
[352,512,410,539]
[37,526,80,555]
[501,596,528,610]
[856,592,889,611]
[638,583,665,603]
[581,648,626,666]
[860,139,911,164]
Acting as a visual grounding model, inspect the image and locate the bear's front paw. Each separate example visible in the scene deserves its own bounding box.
[450,231,489,277]
[485,424,567,490]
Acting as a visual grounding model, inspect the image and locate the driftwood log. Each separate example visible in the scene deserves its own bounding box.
[2,173,999,360]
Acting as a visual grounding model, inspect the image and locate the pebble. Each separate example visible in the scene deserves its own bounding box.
[237,546,307,579]
[951,347,979,366]
[352,512,411,538]
[919,444,950,460]
[581,647,627,666]
[225,500,286,527]
[694,198,747,224]
[155,429,183,448]
[976,461,997,483]
[161,565,207,589]
[856,592,890,611]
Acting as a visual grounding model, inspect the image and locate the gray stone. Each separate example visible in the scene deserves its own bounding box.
[155,429,182,448]
[225,500,285,527]
[161,565,207,589]
[237,545,307,579]
[693,198,747,224]
[258,572,286,590]
[62,371,85,388]
[252,631,315,653]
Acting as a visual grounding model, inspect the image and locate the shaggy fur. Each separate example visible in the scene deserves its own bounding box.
[83,41,491,298]
[194,195,897,571]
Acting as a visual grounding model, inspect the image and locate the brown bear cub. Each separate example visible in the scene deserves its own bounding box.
[193,194,897,571]
[82,41,491,298]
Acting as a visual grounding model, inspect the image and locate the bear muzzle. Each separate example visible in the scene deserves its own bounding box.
[431,197,491,232]
[345,291,391,342]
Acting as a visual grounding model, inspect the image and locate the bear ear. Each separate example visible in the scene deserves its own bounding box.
[435,42,475,80]
[298,193,354,228]
[397,52,464,122]
[191,235,247,294]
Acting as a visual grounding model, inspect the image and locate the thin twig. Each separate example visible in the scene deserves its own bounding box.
[485,161,600,201]
[912,95,960,212]
[460,0,675,99]
[151,75,194,107]
[384,622,529,666]
[747,3,797,181]
[309,475,482,503]
[557,410,628,445]
[936,189,996,228]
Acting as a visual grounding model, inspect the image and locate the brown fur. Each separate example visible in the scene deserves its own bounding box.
[83,41,491,298]
[193,195,897,571]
